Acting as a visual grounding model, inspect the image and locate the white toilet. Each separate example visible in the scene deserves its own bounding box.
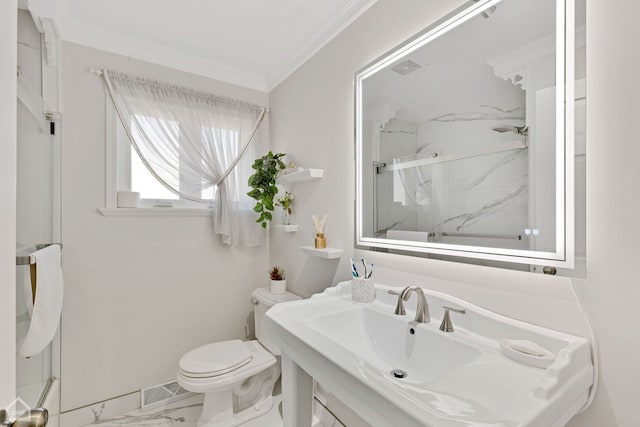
[177,288,300,427]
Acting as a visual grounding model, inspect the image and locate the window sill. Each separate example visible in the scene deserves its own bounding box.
[98,207,211,217]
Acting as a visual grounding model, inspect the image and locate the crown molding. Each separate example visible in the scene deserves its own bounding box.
[267,0,378,90]
[57,19,269,92]
[28,0,378,92]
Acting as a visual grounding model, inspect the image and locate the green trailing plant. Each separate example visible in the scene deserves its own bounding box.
[247,151,286,228]
[269,265,286,281]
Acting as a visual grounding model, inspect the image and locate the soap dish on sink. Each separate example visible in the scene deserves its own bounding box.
[500,339,555,369]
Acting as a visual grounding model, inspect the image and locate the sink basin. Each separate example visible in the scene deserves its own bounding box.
[266,281,593,427]
[305,305,481,383]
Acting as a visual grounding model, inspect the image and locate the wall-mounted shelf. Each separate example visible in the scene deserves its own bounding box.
[275,225,299,232]
[300,246,343,259]
[277,168,323,185]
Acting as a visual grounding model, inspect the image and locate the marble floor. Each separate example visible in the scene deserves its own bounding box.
[84,394,343,427]
[83,395,201,426]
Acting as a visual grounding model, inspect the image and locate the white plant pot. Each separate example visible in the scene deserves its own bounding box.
[270,279,286,295]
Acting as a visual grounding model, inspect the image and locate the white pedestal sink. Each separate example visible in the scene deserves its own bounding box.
[266,281,593,427]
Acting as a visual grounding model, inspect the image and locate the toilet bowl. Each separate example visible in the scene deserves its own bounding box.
[177,288,300,427]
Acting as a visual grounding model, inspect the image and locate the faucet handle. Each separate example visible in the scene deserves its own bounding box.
[388,290,406,315]
[439,305,466,333]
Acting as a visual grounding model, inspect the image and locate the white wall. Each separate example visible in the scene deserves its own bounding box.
[269,0,640,425]
[269,0,467,296]
[574,0,640,423]
[0,0,18,410]
[60,42,270,411]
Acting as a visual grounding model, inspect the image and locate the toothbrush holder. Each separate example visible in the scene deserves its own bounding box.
[351,277,375,303]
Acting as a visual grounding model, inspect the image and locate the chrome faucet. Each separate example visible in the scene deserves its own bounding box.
[389,286,430,323]
[439,305,466,332]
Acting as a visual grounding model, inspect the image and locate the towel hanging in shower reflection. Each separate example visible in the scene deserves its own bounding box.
[19,244,64,358]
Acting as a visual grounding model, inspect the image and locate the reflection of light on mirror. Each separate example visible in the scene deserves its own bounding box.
[524,228,540,237]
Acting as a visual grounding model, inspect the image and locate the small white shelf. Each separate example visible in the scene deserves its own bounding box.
[277,168,323,185]
[275,224,299,232]
[300,246,343,259]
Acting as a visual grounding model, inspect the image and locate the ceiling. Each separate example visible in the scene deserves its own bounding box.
[51,0,378,91]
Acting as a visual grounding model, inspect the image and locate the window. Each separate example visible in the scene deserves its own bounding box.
[107,103,214,210]
[101,71,265,240]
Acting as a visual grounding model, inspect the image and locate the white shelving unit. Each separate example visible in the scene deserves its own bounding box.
[273,168,324,232]
[300,246,343,259]
[275,168,342,259]
[274,225,299,232]
[277,168,323,185]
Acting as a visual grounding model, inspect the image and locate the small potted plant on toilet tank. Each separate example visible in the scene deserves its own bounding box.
[269,265,286,295]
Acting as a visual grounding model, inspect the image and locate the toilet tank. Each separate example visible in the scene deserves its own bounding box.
[251,288,301,355]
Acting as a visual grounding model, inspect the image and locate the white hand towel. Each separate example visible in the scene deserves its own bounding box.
[19,244,64,358]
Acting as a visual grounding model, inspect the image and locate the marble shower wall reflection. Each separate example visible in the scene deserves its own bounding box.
[373,76,529,251]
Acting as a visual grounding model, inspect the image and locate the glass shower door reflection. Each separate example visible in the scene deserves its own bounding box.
[374,157,441,242]
[16,98,61,422]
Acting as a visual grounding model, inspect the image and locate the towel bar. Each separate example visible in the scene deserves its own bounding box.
[15,243,63,266]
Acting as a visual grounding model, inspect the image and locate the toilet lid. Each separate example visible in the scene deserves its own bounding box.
[179,340,252,377]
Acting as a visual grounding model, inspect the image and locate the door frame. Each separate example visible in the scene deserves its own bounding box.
[1,0,18,409]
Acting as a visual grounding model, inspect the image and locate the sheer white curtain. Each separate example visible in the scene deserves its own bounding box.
[103,69,267,246]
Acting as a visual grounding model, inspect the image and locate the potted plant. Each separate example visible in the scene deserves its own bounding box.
[274,191,295,225]
[247,151,286,228]
[269,265,286,295]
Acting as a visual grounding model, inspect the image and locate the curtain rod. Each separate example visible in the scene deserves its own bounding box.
[88,68,270,112]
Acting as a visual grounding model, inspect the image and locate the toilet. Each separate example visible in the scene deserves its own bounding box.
[177,288,300,427]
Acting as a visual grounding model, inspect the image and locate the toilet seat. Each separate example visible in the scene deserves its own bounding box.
[177,340,277,393]
[179,340,252,378]
[176,289,301,427]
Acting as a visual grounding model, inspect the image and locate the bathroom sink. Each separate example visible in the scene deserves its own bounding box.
[266,281,594,427]
[305,305,481,383]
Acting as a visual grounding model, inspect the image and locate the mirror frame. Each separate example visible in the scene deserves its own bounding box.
[354,0,575,268]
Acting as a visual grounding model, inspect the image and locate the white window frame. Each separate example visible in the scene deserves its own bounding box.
[102,99,211,216]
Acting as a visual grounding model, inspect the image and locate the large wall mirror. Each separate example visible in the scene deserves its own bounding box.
[355,0,585,272]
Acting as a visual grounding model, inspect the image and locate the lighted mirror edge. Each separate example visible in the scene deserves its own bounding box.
[555,0,569,262]
[357,234,565,260]
[563,0,576,271]
[356,0,501,81]
[353,0,576,269]
[355,240,573,268]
